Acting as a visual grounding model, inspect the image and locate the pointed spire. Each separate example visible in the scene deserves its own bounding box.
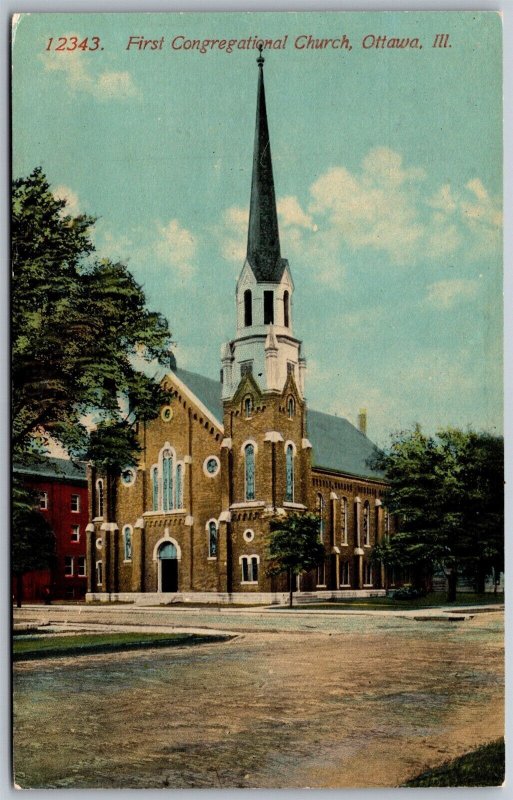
[246,48,286,283]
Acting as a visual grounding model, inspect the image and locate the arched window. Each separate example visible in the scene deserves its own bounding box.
[285,443,294,502]
[175,464,183,509]
[283,290,290,327]
[287,396,295,419]
[245,444,255,501]
[316,493,324,541]
[244,289,252,327]
[151,466,159,511]
[341,561,350,586]
[264,290,274,324]
[208,521,218,558]
[363,501,370,546]
[96,479,104,518]
[163,449,174,511]
[244,396,253,418]
[341,497,348,545]
[123,526,132,561]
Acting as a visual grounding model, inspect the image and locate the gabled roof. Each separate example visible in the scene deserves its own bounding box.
[168,368,384,481]
[13,456,87,483]
[308,410,384,481]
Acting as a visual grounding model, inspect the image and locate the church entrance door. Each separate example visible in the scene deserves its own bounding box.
[158,541,178,592]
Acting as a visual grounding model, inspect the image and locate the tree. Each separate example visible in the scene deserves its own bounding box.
[266,512,325,607]
[12,168,172,470]
[12,483,56,607]
[370,426,504,602]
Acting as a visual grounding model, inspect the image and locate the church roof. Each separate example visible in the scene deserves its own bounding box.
[246,51,287,283]
[13,456,87,483]
[171,368,385,482]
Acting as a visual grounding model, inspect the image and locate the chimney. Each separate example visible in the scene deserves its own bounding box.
[358,408,367,435]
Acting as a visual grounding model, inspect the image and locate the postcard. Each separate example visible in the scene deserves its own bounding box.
[11,11,504,790]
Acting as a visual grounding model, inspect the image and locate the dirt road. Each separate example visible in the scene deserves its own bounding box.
[13,607,503,788]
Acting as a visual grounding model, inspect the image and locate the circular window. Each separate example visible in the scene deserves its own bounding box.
[161,405,173,422]
[96,537,103,550]
[121,467,136,487]
[203,456,220,477]
[243,529,255,543]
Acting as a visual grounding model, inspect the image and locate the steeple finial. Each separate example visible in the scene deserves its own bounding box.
[246,49,285,283]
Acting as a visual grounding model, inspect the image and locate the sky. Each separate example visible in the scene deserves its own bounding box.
[12,11,503,445]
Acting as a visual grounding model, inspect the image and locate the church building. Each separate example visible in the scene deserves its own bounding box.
[86,53,391,604]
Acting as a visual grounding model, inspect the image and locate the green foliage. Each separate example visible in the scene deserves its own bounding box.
[12,481,56,576]
[404,739,505,787]
[266,512,325,577]
[12,168,172,469]
[371,426,504,590]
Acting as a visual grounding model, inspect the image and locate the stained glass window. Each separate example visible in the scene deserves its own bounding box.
[175,464,183,508]
[285,444,294,502]
[245,444,255,501]
[341,497,348,544]
[123,526,132,561]
[163,450,173,511]
[208,521,217,558]
[151,466,159,511]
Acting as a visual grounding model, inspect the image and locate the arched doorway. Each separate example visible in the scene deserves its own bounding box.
[158,541,178,592]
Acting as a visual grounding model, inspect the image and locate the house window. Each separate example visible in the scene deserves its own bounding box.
[123,526,132,561]
[64,556,73,576]
[341,561,350,586]
[283,290,290,328]
[316,493,324,541]
[363,562,373,586]
[264,290,274,324]
[244,289,252,327]
[96,479,103,517]
[71,494,80,513]
[96,561,103,586]
[39,492,48,511]
[363,501,370,546]
[285,443,294,503]
[163,449,174,511]
[208,521,218,558]
[241,555,259,583]
[151,466,159,511]
[78,556,87,577]
[245,444,255,501]
[341,497,348,545]
[244,395,253,418]
[71,525,80,543]
[287,396,295,418]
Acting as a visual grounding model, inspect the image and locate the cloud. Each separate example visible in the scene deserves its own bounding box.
[425,278,479,309]
[53,185,81,216]
[309,147,426,265]
[219,206,248,264]
[277,196,316,230]
[41,45,140,101]
[154,219,197,279]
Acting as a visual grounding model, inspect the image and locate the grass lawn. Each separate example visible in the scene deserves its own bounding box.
[404,739,505,787]
[13,631,229,660]
[291,592,503,611]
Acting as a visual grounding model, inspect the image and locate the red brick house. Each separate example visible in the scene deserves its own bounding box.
[86,54,392,604]
[13,457,88,601]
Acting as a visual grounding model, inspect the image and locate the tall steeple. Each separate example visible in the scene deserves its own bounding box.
[221,52,306,402]
[246,48,286,283]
